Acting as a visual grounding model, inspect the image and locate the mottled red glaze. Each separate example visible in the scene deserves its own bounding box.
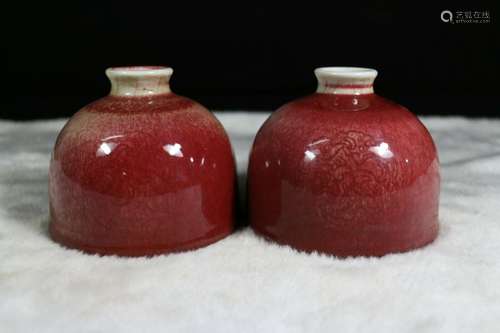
[49,93,236,256]
[249,93,440,257]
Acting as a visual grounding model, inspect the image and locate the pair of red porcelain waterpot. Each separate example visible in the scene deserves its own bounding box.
[49,66,440,257]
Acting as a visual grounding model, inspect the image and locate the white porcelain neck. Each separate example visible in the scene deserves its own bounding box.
[315,67,377,95]
[106,66,173,97]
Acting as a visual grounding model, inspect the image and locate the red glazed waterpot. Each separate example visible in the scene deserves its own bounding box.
[248,67,440,257]
[49,66,236,256]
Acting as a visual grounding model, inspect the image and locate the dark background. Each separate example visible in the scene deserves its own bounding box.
[4,1,499,120]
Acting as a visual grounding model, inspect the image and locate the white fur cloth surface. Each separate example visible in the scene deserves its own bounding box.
[1,112,500,333]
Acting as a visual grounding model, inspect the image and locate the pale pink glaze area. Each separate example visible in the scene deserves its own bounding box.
[49,93,236,256]
[109,66,166,71]
[249,93,440,257]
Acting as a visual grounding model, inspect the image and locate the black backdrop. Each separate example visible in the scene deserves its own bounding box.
[4,1,499,120]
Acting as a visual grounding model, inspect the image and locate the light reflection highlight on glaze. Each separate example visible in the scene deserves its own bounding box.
[369,142,394,159]
[309,138,330,146]
[304,150,318,161]
[101,134,124,141]
[304,139,329,162]
[163,143,183,157]
[96,142,117,157]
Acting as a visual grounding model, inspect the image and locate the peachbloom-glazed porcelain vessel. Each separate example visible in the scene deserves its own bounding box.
[249,67,440,257]
[49,66,236,256]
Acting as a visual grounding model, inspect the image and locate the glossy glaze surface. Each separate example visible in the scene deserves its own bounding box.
[249,68,440,257]
[49,67,236,256]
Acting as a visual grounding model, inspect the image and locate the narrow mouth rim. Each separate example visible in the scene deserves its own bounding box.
[106,66,173,77]
[315,67,378,78]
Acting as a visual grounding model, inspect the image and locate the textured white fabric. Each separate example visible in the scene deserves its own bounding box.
[1,113,500,333]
